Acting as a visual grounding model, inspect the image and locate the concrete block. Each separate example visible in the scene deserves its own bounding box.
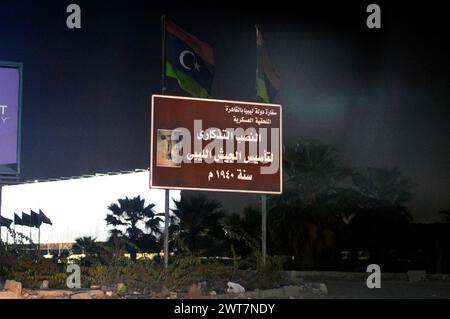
[5,280,22,296]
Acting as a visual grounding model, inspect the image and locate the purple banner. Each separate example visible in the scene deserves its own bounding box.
[0,66,20,172]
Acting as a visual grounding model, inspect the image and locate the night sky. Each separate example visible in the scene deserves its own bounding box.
[1,1,449,221]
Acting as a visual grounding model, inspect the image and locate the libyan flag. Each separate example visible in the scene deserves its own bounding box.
[165,18,215,98]
[256,26,281,103]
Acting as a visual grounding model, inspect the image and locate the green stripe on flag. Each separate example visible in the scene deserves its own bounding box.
[256,77,269,103]
[165,61,209,98]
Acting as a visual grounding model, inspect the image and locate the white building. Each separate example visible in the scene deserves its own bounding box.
[0,170,180,244]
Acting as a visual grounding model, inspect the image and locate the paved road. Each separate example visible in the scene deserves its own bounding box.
[319,280,450,299]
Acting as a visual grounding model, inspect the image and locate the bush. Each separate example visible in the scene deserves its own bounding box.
[1,240,288,293]
[9,257,67,289]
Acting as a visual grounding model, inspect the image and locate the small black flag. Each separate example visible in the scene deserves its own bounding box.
[14,213,23,226]
[39,210,53,225]
[21,212,32,227]
[0,215,13,228]
[31,210,41,227]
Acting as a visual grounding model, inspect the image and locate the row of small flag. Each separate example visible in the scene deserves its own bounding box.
[0,209,52,228]
[164,17,281,103]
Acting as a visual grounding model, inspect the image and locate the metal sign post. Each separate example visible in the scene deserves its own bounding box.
[261,194,267,268]
[164,189,170,268]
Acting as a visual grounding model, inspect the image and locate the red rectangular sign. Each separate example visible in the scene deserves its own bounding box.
[150,95,282,194]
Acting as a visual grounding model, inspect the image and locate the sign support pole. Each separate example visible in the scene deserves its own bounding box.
[261,194,267,268]
[164,189,170,268]
[161,14,170,269]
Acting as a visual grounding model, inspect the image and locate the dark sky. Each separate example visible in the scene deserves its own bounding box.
[1,1,449,221]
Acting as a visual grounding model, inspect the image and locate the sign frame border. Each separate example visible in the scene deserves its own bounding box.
[150,94,283,194]
[0,61,23,179]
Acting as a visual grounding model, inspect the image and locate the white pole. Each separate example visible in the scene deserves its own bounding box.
[38,212,41,254]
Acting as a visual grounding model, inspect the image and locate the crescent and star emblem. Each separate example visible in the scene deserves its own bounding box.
[179,50,201,71]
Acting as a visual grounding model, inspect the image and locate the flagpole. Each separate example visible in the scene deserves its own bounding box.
[255,24,268,268]
[161,14,167,94]
[161,14,170,269]
[38,211,41,255]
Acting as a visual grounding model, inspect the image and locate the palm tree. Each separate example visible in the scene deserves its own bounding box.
[348,205,412,269]
[352,166,415,207]
[73,236,111,266]
[344,167,415,269]
[439,209,450,222]
[172,193,226,256]
[105,196,162,261]
[283,140,352,204]
[223,206,262,257]
[73,236,98,255]
[270,140,353,269]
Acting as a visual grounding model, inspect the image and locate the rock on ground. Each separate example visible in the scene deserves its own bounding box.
[0,291,21,299]
[5,280,22,296]
[71,290,105,299]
